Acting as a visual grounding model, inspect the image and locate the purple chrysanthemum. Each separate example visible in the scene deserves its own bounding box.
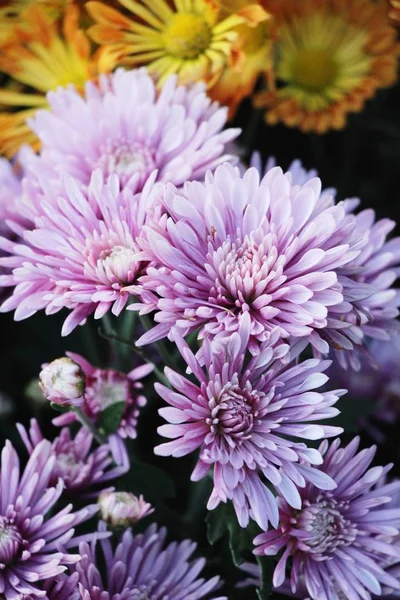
[17,419,128,495]
[254,437,400,600]
[132,162,363,353]
[0,437,97,598]
[25,574,80,600]
[53,352,153,440]
[328,335,400,441]
[253,156,400,368]
[26,67,239,192]
[72,522,226,599]
[0,169,157,335]
[155,313,343,530]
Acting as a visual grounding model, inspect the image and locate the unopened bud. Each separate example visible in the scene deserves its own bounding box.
[99,491,153,527]
[39,357,85,407]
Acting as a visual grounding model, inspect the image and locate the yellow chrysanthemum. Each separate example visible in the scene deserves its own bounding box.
[209,0,272,118]
[0,4,115,157]
[255,0,400,134]
[86,0,266,88]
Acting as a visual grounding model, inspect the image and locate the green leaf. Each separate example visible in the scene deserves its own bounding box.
[122,458,176,501]
[256,556,274,599]
[206,503,227,545]
[206,504,258,567]
[98,401,125,435]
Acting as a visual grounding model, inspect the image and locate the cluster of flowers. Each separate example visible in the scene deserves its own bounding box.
[0,426,225,598]
[0,59,399,599]
[0,0,399,160]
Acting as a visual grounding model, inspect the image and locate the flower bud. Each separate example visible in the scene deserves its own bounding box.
[39,357,85,406]
[99,491,153,527]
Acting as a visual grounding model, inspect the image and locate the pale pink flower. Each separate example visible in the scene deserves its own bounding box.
[99,491,153,527]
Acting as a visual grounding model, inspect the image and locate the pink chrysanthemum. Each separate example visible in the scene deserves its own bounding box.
[254,437,400,600]
[17,419,128,495]
[334,198,400,369]
[132,162,363,353]
[155,313,343,530]
[53,352,153,440]
[0,438,97,599]
[26,67,239,192]
[0,169,157,335]
[254,156,400,368]
[73,522,226,599]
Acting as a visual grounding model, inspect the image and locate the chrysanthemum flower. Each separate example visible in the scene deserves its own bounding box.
[328,335,400,441]
[28,573,80,600]
[39,356,85,407]
[155,314,343,530]
[389,0,400,23]
[0,158,22,238]
[254,0,399,134]
[0,169,157,335]
[0,3,115,157]
[86,0,266,89]
[78,523,226,600]
[27,67,240,191]
[254,437,400,600]
[0,437,97,598]
[132,162,363,352]
[99,491,154,527]
[208,1,272,118]
[17,419,128,494]
[254,156,400,366]
[0,0,67,45]
[53,352,153,440]
[334,198,400,368]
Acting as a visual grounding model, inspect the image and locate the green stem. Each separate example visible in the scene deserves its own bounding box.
[101,314,120,369]
[74,407,106,445]
[139,314,174,368]
[97,327,170,387]
[80,319,102,366]
[119,308,137,370]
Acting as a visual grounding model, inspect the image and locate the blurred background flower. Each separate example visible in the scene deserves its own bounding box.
[0,2,116,157]
[255,0,399,133]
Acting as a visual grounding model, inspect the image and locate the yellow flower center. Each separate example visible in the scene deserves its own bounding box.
[291,48,337,91]
[164,13,212,59]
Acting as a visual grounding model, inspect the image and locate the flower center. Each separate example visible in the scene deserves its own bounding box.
[53,452,85,485]
[291,48,337,91]
[164,13,212,59]
[95,377,130,412]
[209,233,278,309]
[275,12,372,110]
[97,142,156,187]
[97,245,139,286]
[297,497,357,557]
[207,382,259,443]
[0,517,23,566]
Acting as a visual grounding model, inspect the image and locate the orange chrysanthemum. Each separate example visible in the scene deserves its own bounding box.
[255,0,400,134]
[389,0,400,23]
[86,0,267,89]
[209,0,272,118]
[0,4,115,157]
[0,0,70,45]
